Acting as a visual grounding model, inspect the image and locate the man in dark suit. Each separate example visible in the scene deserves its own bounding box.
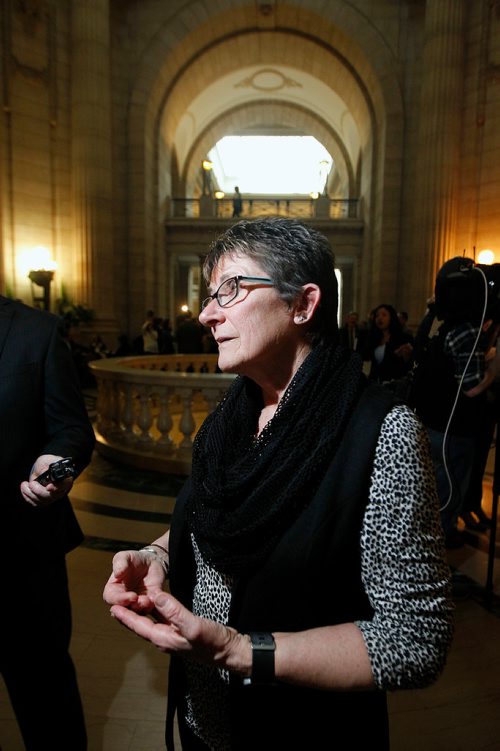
[0,295,95,749]
[338,310,366,352]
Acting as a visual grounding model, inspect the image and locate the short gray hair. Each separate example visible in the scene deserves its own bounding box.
[203,217,338,343]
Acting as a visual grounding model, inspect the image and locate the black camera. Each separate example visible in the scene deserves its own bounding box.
[476,263,500,324]
[34,457,76,486]
[435,257,500,325]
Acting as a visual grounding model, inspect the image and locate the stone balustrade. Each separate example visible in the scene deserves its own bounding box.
[89,354,235,474]
[170,196,359,220]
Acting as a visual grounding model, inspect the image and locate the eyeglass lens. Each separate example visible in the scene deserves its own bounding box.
[217,278,238,306]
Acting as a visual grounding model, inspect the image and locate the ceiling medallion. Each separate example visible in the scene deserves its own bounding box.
[235,68,302,92]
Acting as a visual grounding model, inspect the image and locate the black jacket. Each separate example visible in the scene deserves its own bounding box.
[0,296,95,557]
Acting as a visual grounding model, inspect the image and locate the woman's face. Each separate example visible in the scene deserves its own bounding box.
[199,254,301,380]
[375,306,391,332]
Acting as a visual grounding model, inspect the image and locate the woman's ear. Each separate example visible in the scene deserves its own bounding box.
[293,283,321,325]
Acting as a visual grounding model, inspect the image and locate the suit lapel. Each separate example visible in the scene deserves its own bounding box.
[0,298,15,359]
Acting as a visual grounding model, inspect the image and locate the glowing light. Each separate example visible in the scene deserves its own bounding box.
[215,191,225,199]
[202,160,213,171]
[180,304,189,313]
[477,249,495,265]
[18,246,57,276]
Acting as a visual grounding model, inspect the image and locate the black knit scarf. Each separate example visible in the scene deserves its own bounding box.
[185,341,365,577]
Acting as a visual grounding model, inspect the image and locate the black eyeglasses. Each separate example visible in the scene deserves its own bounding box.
[201,275,274,310]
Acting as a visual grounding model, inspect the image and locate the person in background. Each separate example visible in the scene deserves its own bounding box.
[0,295,95,749]
[459,385,496,532]
[142,309,159,353]
[411,257,500,548]
[398,310,412,336]
[113,333,133,357]
[338,309,365,352]
[364,303,414,383]
[159,318,175,354]
[176,310,204,354]
[232,186,243,218]
[104,217,453,751]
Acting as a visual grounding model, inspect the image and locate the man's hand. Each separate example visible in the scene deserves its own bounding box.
[19,454,74,507]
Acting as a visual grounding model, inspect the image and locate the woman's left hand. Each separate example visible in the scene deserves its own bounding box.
[110,593,251,674]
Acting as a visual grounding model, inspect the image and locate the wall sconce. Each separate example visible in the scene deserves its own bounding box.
[22,246,57,311]
[29,268,55,311]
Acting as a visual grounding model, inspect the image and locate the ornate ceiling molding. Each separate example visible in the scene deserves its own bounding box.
[235,68,302,92]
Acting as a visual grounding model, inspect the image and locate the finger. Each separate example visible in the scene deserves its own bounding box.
[152,594,236,662]
[45,476,74,496]
[152,593,203,646]
[153,593,191,632]
[112,551,139,578]
[110,604,189,652]
[103,581,139,607]
[20,481,48,506]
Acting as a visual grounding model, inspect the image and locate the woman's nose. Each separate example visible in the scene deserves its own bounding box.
[199,298,222,326]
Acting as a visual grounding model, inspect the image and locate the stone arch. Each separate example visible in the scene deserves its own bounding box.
[123,0,404,327]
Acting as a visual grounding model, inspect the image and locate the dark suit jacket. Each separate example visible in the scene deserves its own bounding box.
[0,296,95,557]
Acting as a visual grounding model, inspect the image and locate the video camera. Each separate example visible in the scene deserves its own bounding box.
[434,257,500,325]
[476,262,500,324]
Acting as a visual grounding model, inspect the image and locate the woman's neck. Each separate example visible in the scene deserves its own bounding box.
[254,343,312,435]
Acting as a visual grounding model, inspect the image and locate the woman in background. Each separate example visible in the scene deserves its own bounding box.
[365,302,414,383]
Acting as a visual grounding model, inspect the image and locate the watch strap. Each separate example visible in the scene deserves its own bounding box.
[246,631,275,685]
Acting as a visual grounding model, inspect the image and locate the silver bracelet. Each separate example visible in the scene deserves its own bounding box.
[140,545,170,577]
[148,542,169,556]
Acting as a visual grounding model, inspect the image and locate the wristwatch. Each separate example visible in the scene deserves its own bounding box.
[243,631,276,686]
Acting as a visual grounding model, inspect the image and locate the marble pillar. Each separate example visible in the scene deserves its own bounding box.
[414,0,466,299]
[71,0,116,331]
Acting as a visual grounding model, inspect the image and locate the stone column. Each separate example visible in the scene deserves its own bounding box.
[71,0,116,332]
[413,0,466,302]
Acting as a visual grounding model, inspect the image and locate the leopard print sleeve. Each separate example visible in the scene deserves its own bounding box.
[356,405,455,690]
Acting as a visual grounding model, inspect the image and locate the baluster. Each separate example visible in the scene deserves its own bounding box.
[108,381,121,438]
[177,388,196,451]
[121,383,136,442]
[156,386,174,451]
[137,385,154,445]
[202,387,221,415]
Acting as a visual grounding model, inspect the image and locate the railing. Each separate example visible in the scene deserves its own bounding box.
[89,355,235,475]
[170,196,359,220]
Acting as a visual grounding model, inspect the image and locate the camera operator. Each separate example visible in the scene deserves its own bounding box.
[411,257,500,548]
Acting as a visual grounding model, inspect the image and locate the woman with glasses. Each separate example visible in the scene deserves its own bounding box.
[104,217,453,750]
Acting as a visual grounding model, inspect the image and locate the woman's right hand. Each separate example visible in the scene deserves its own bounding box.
[103,550,167,613]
